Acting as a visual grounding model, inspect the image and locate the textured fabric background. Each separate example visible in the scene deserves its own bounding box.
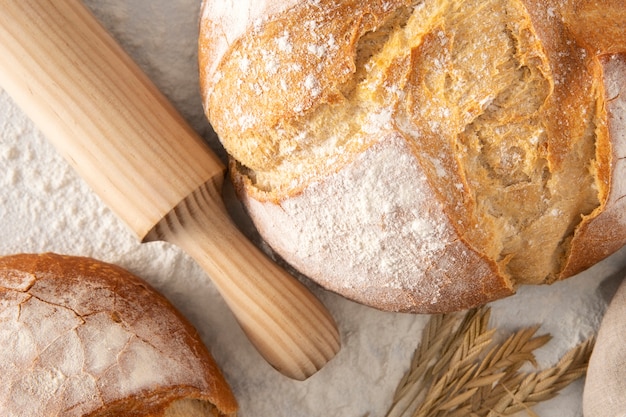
[584,274,626,417]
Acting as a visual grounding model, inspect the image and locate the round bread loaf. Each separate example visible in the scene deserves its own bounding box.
[0,253,237,417]
[198,0,626,313]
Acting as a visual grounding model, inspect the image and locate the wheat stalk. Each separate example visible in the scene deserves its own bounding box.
[386,306,594,417]
[387,312,462,417]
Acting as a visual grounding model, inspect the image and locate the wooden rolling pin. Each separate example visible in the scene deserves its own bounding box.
[0,0,340,380]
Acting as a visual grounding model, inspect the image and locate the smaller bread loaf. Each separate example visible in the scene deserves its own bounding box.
[0,253,237,417]
[199,0,626,313]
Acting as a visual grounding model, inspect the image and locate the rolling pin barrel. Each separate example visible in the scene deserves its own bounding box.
[0,0,340,380]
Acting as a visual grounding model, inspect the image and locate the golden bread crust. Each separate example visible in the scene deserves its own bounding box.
[200,0,626,312]
[0,253,237,416]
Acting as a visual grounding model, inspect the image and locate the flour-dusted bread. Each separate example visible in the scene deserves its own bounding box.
[0,253,237,417]
[199,0,626,313]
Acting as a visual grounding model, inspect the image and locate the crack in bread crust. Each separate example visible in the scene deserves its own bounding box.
[223,0,598,283]
[223,0,601,282]
[201,0,626,312]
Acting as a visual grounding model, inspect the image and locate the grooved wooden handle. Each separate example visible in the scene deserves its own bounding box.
[0,0,339,379]
[0,0,222,239]
[147,178,340,379]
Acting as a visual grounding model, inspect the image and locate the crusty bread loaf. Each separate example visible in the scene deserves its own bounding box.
[0,253,237,417]
[198,0,626,313]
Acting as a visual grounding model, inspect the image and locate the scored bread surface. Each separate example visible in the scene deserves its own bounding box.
[0,253,237,417]
[199,0,626,313]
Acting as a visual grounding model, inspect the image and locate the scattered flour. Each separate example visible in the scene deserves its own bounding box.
[0,1,624,416]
